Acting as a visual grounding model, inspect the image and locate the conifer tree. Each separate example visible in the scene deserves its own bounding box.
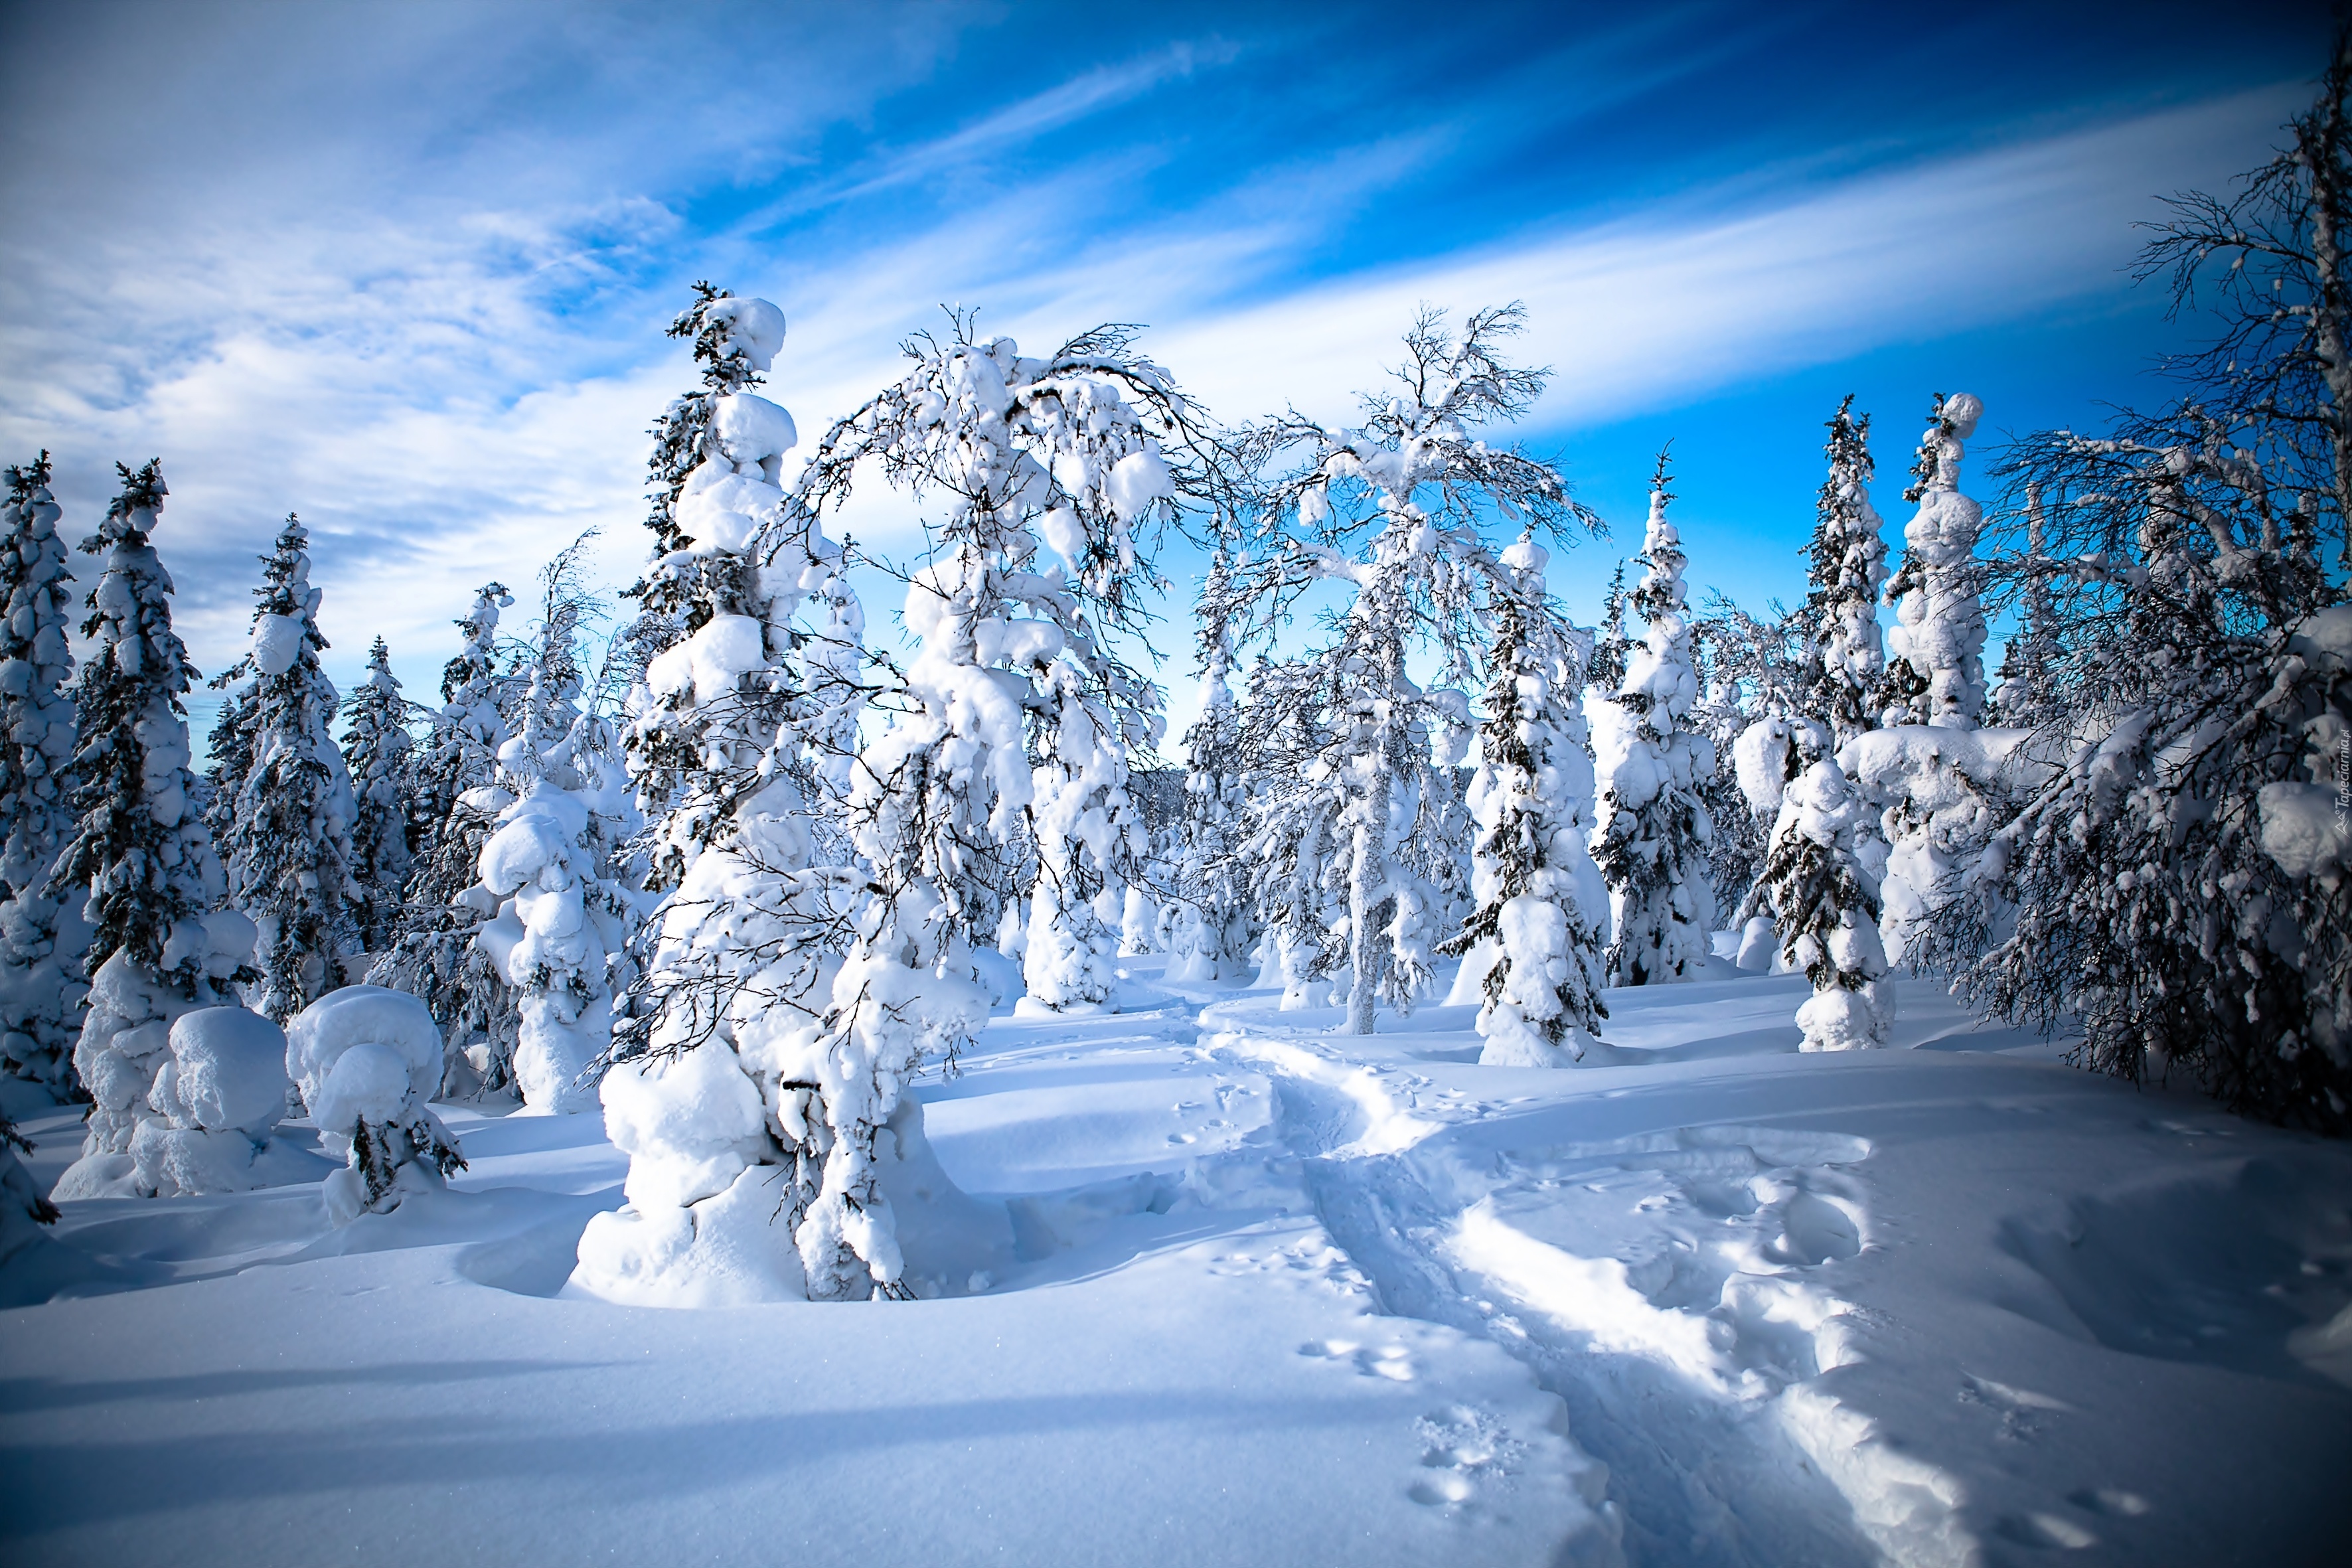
[0,454,86,1092]
[1856,394,2000,965]
[48,462,257,1196]
[466,540,635,1114]
[1761,759,1890,1050]
[1804,398,1889,749]
[1595,449,1717,984]
[1162,558,1254,984]
[579,289,885,1298]
[208,515,362,1021]
[1883,394,1988,729]
[342,637,415,955]
[366,582,518,1094]
[1439,536,1608,1065]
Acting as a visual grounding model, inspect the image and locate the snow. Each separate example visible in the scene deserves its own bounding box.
[702,295,785,373]
[3,954,2343,1565]
[246,611,304,677]
[151,1007,287,1135]
[285,986,445,1144]
[2258,781,2346,881]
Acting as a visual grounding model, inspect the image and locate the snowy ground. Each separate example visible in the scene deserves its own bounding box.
[4,961,2348,1567]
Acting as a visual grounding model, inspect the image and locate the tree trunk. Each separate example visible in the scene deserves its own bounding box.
[1348,821,1377,1035]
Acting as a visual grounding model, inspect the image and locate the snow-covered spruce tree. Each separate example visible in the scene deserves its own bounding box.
[1225,303,1593,1034]
[207,515,361,1021]
[466,539,635,1115]
[1595,449,1717,985]
[578,290,885,1303]
[342,637,415,956]
[1804,397,1890,749]
[0,454,86,1093]
[1760,759,1890,1051]
[750,314,1190,1298]
[1882,394,1990,730]
[366,581,519,1094]
[1849,394,2009,965]
[287,986,462,1224]
[47,462,258,1198]
[1437,535,1609,1065]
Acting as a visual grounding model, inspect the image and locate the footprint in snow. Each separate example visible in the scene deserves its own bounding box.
[1407,1405,1520,1512]
[1297,1338,1416,1379]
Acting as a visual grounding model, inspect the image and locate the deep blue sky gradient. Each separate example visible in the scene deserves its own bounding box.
[0,0,2333,743]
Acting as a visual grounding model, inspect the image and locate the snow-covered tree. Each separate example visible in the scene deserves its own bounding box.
[1,1109,59,1259]
[578,290,891,1302]
[207,515,361,1021]
[1439,536,1609,1065]
[1855,395,2004,965]
[367,582,519,1094]
[1161,557,1255,984]
[1231,657,1347,1008]
[1760,759,1890,1051]
[47,462,258,1198]
[757,314,1188,1296]
[1694,595,1809,926]
[1929,33,2351,1133]
[1882,394,1988,730]
[343,637,415,955]
[1927,410,2349,1130]
[287,986,463,1223]
[1804,397,1889,748]
[0,454,86,1093]
[467,541,635,1114]
[1223,304,1593,1034]
[1595,450,1717,985]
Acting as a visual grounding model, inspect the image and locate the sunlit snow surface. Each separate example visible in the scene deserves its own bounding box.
[4,962,2348,1567]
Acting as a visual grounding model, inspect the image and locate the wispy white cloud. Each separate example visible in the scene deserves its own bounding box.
[0,0,2307,739]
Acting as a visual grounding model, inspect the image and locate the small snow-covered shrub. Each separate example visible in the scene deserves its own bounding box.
[285,984,462,1224]
[130,1006,291,1196]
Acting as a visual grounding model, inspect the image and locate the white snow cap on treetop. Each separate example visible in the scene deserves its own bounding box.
[1939,393,1983,440]
[151,1008,289,1137]
[1500,534,1549,582]
[704,297,786,374]
[284,985,444,1138]
[711,392,797,471]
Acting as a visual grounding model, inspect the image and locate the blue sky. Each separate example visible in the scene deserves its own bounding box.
[0,0,2331,744]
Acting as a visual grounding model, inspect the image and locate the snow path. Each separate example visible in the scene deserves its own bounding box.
[4,964,2349,1566]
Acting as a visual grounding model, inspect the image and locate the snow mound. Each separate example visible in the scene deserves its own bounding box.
[286,985,444,1145]
[153,1008,287,1135]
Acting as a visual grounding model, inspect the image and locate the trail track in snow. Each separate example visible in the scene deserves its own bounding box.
[1189,1002,1892,1568]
